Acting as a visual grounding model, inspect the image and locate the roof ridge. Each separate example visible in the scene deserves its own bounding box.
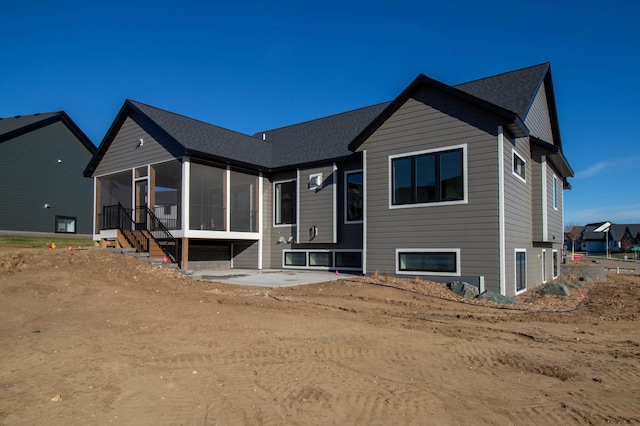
[454,62,549,87]
[255,101,392,136]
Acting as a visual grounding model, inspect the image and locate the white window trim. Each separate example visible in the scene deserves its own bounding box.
[273,178,297,227]
[541,249,547,284]
[552,249,559,279]
[515,248,527,295]
[395,248,461,277]
[344,169,363,224]
[512,150,526,183]
[388,144,468,209]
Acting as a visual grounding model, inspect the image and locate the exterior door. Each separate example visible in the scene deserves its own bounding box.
[135,179,148,230]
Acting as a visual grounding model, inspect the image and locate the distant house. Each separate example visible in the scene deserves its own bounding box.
[0,112,96,234]
[568,222,640,254]
[84,63,573,296]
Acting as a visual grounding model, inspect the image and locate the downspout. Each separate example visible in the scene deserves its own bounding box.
[332,163,337,244]
[541,155,548,241]
[92,176,97,237]
[296,168,300,243]
[497,127,506,295]
[258,172,263,270]
[362,150,367,275]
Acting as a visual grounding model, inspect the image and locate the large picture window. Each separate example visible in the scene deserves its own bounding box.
[391,147,464,206]
[275,180,296,225]
[345,170,363,223]
[396,249,460,276]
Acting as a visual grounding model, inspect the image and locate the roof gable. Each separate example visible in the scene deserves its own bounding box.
[348,73,529,152]
[0,111,96,154]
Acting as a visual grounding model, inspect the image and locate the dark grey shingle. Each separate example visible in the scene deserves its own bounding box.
[256,102,391,168]
[454,63,549,119]
[0,112,61,139]
[129,101,273,168]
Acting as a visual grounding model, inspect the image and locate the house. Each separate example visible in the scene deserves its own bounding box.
[576,222,640,254]
[84,62,573,297]
[0,112,96,234]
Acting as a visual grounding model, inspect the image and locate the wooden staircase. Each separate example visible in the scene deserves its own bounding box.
[117,229,168,260]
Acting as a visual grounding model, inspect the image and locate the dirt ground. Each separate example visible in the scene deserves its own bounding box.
[1,248,638,425]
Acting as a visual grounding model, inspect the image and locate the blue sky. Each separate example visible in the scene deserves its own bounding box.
[2,0,638,225]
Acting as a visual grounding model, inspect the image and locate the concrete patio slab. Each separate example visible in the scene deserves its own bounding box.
[187,268,357,288]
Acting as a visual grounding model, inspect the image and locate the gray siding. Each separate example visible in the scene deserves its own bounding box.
[524,81,555,144]
[260,174,272,269]
[93,111,182,177]
[358,87,502,291]
[337,160,363,249]
[531,154,544,241]
[0,121,94,234]
[232,241,259,268]
[298,164,336,244]
[503,134,535,296]
[546,162,564,242]
[267,171,297,268]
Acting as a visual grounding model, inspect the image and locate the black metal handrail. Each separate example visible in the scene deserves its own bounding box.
[147,206,180,264]
[101,203,180,266]
[102,204,134,230]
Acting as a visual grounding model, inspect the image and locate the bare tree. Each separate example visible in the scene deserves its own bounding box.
[564,222,583,257]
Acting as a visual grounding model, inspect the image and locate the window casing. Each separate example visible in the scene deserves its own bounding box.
[513,151,526,182]
[390,146,465,207]
[274,180,296,225]
[55,216,76,233]
[515,249,527,293]
[542,249,547,283]
[395,248,460,276]
[344,170,363,223]
[552,249,559,278]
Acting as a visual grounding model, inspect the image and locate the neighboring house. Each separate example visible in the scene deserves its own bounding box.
[0,112,96,234]
[577,223,640,254]
[84,62,573,297]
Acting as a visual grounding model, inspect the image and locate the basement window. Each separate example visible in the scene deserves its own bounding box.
[55,216,77,233]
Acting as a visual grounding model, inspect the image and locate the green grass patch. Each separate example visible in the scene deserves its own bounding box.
[0,234,94,248]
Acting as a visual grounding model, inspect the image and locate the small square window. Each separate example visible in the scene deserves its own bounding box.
[513,152,526,181]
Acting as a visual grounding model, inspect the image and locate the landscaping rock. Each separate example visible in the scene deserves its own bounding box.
[541,283,570,296]
[477,291,518,305]
[447,281,479,299]
[559,277,582,288]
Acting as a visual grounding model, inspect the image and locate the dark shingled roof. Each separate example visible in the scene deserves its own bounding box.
[87,63,563,175]
[256,102,390,168]
[0,111,96,153]
[454,63,550,119]
[0,112,61,140]
[129,101,272,169]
